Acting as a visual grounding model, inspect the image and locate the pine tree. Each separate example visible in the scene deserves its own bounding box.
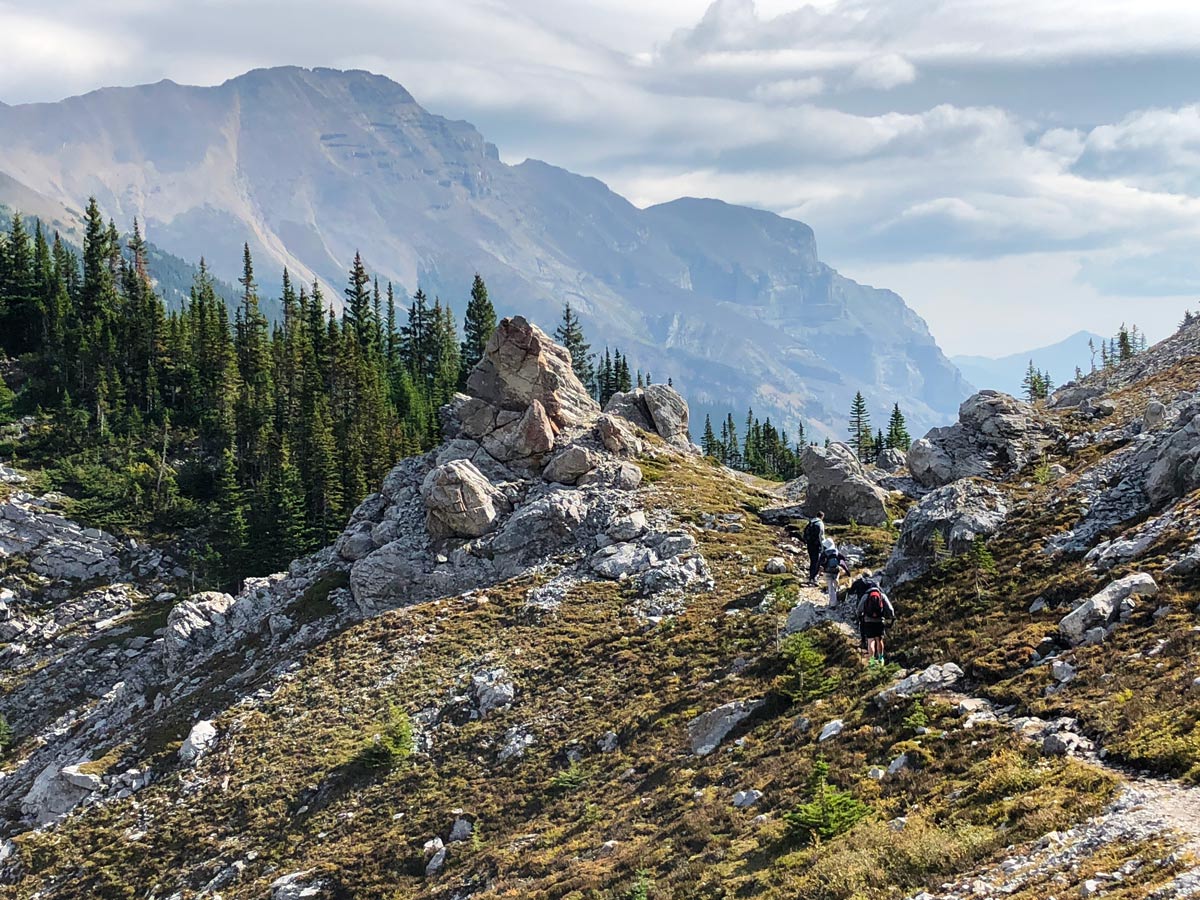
[343,252,373,355]
[885,403,910,451]
[555,302,594,389]
[847,392,871,459]
[460,273,496,386]
[212,447,249,587]
[701,414,719,458]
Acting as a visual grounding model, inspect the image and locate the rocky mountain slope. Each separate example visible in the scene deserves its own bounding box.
[953,330,1104,397]
[0,66,969,436]
[0,318,1199,898]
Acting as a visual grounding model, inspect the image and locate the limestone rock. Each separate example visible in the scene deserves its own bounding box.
[688,699,764,756]
[1142,412,1200,506]
[603,385,692,450]
[164,592,235,674]
[818,719,844,742]
[542,445,599,485]
[590,543,657,580]
[270,871,325,899]
[421,460,511,539]
[764,556,788,575]
[783,600,827,634]
[466,316,599,429]
[491,492,589,569]
[732,789,763,808]
[59,765,102,792]
[1144,400,1167,429]
[471,669,515,718]
[907,391,1056,488]
[1059,573,1158,645]
[22,761,97,825]
[595,414,642,456]
[0,492,122,581]
[876,448,907,472]
[883,480,1009,587]
[597,731,620,753]
[179,720,219,763]
[878,663,964,702]
[800,443,889,526]
[606,511,647,542]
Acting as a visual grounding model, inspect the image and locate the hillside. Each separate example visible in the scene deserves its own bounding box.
[0,316,1199,898]
[0,66,969,437]
[953,330,1105,397]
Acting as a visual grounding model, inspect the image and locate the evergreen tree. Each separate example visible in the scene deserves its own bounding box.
[460,273,496,386]
[847,392,871,459]
[212,447,249,587]
[701,414,719,458]
[233,244,274,485]
[885,404,910,451]
[555,302,594,389]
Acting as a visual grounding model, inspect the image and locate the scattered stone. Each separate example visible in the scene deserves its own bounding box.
[179,720,219,764]
[1029,596,1047,614]
[732,789,763,808]
[764,556,788,575]
[1051,660,1077,683]
[542,445,599,484]
[887,754,911,775]
[449,817,473,843]
[688,699,765,756]
[607,511,647,542]
[471,669,516,718]
[1059,573,1158,645]
[423,837,447,877]
[598,731,619,753]
[59,765,102,792]
[497,725,535,762]
[878,663,964,702]
[867,766,886,780]
[271,871,325,900]
[818,719,844,742]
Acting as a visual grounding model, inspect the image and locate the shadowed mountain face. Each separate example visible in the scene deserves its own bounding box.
[0,65,969,435]
[953,330,1106,398]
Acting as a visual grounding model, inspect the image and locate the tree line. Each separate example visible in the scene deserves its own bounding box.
[0,202,497,587]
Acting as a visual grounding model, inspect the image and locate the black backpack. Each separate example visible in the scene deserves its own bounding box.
[821,549,841,574]
[863,587,888,620]
[803,519,822,544]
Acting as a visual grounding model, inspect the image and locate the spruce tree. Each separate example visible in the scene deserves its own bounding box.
[555,302,594,389]
[885,404,910,451]
[460,273,496,386]
[847,392,871,459]
[701,414,718,457]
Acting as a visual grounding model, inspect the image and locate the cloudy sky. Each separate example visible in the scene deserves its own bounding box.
[3,0,1199,356]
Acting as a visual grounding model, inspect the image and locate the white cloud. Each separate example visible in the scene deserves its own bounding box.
[751,76,824,104]
[848,53,916,90]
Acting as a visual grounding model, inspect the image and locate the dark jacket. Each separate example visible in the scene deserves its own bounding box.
[859,587,896,624]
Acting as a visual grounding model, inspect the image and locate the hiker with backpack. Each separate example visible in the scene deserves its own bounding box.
[817,538,851,607]
[856,575,896,666]
[803,512,825,585]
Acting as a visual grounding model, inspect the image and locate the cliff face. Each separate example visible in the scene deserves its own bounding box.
[0,66,969,436]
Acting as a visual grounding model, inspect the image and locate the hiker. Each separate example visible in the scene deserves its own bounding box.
[818,538,851,607]
[857,578,896,665]
[846,569,877,608]
[803,512,825,585]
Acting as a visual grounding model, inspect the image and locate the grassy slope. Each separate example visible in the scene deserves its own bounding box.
[6,454,1192,900]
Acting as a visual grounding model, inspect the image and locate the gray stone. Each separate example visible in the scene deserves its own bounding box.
[423,837,447,876]
[604,385,692,450]
[542,445,599,484]
[606,511,647,543]
[179,720,218,763]
[764,556,788,575]
[270,871,325,900]
[1144,400,1167,429]
[732,789,763,808]
[465,316,599,429]
[883,480,1009,587]
[818,719,844,742]
[876,448,907,472]
[878,663,965,702]
[595,414,642,456]
[783,600,827,634]
[907,391,1056,488]
[471,668,515,718]
[497,725,535,762]
[59,764,102,792]
[1059,573,1158,644]
[449,817,473,843]
[598,731,620,753]
[1051,660,1076,683]
[421,460,512,539]
[164,592,235,674]
[590,543,657,580]
[688,699,764,756]
[886,753,911,775]
[800,442,890,526]
[21,761,97,825]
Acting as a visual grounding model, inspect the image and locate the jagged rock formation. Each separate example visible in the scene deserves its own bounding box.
[883,481,1010,587]
[800,442,890,526]
[907,390,1058,488]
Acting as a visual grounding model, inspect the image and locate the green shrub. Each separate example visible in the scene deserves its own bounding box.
[902,700,928,734]
[778,632,838,703]
[359,705,414,770]
[0,714,13,756]
[784,758,871,844]
[548,761,589,794]
[628,870,653,900]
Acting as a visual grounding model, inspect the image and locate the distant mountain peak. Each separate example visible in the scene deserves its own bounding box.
[0,66,969,435]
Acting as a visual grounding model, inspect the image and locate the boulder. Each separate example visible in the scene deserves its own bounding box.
[1144,400,1167,429]
[818,720,844,742]
[878,663,964,702]
[882,480,1009,587]
[1142,412,1200,506]
[465,316,599,429]
[595,414,642,456]
[876,448,907,472]
[22,761,99,824]
[542,445,599,485]
[421,460,512,539]
[491,492,590,567]
[907,391,1056,488]
[497,725,535,762]
[688,699,765,756]
[474,400,556,464]
[590,543,657,580]
[607,511,647,542]
[59,765,103,792]
[800,443,889,526]
[783,600,827,634]
[732,789,763,808]
[764,557,788,575]
[1059,573,1158,644]
[179,720,219,763]
[471,669,515,718]
[579,461,643,491]
[603,385,693,450]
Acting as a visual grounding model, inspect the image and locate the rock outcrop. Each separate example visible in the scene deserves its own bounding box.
[883,481,1010,586]
[421,460,513,539]
[907,391,1057,488]
[800,442,890,526]
[603,384,692,450]
[0,493,122,582]
[1059,573,1158,645]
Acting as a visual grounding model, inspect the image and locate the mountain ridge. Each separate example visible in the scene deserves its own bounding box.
[0,65,969,436]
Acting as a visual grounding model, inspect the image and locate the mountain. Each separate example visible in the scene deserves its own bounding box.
[2,316,1199,897]
[0,66,969,437]
[952,330,1104,397]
